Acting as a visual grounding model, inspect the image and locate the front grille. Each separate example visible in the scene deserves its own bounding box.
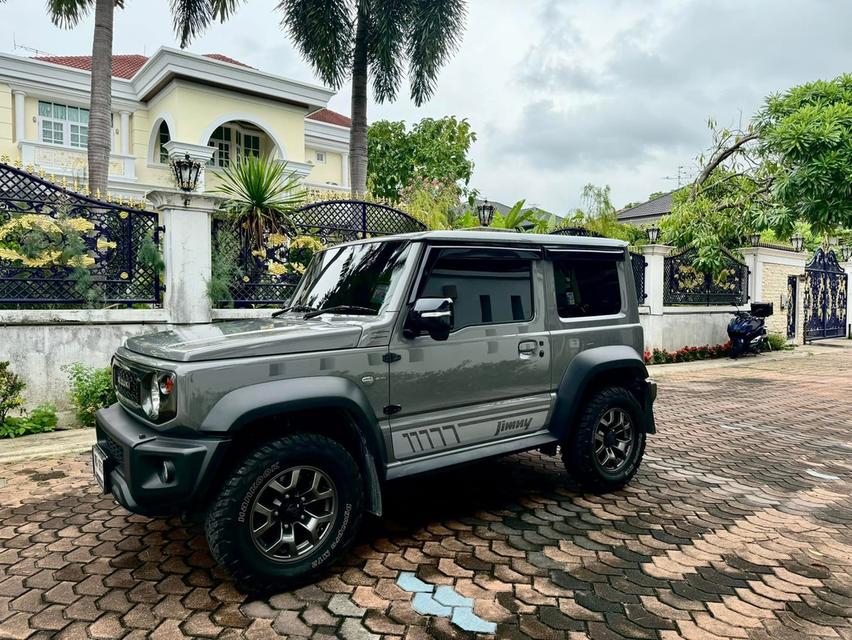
[113,363,141,405]
[96,426,124,466]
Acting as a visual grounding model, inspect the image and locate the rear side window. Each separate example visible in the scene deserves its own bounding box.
[552,256,622,318]
[419,248,534,330]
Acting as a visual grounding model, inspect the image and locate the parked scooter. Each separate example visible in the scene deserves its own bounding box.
[727,302,773,358]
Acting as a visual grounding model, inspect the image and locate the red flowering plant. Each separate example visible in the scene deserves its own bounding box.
[644,341,732,365]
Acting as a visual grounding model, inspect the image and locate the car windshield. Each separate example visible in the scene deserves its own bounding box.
[287,240,412,315]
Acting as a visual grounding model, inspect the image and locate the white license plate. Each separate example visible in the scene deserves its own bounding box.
[92,445,107,492]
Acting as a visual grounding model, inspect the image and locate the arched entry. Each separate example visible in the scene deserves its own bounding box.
[200,115,287,167]
[803,248,847,341]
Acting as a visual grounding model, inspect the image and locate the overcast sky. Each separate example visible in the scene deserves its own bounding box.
[2,0,851,214]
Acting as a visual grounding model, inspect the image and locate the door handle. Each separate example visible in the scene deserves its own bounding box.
[518,340,538,355]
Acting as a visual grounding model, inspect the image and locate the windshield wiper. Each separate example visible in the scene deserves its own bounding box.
[303,305,377,319]
[271,304,315,318]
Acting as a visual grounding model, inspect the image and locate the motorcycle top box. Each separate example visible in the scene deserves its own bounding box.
[749,301,774,318]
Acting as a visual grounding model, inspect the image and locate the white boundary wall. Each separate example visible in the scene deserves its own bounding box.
[0,203,847,411]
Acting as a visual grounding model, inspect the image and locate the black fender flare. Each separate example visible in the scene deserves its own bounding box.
[200,376,385,515]
[549,345,654,441]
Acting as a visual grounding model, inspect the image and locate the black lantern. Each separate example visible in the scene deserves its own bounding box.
[477,200,495,227]
[646,224,660,244]
[790,233,804,252]
[842,245,852,262]
[171,153,201,193]
[750,232,761,247]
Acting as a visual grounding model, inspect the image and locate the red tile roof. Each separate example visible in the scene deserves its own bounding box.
[34,54,148,79]
[307,108,352,128]
[32,53,253,79]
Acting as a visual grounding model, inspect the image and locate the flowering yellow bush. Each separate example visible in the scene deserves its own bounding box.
[0,214,99,268]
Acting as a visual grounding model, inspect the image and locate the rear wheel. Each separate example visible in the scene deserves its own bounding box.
[562,387,646,492]
[205,433,363,593]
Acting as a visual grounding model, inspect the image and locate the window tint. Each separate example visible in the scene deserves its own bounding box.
[552,256,622,318]
[419,248,534,330]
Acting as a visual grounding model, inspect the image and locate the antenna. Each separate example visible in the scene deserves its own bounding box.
[662,165,690,187]
[13,34,54,57]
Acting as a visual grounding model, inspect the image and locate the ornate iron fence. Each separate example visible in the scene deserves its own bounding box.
[0,163,162,308]
[663,247,748,306]
[629,251,647,302]
[212,199,426,307]
[803,248,847,341]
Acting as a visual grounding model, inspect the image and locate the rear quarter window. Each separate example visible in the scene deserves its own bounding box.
[552,256,622,318]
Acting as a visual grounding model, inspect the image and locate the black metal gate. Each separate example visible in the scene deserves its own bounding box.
[803,248,847,341]
[786,275,797,339]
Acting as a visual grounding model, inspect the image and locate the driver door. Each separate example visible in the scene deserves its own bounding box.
[386,245,552,465]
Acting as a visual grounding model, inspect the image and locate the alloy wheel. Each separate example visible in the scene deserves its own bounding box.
[593,408,635,473]
[249,466,338,563]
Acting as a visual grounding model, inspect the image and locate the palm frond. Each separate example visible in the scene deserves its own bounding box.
[406,0,466,105]
[45,0,92,28]
[170,0,244,47]
[368,0,410,102]
[277,0,353,88]
[213,154,306,251]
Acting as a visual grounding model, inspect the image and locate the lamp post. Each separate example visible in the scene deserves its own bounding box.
[790,233,804,252]
[477,200,495,227]
[646,224,660,244]
[750,232,761,247]
[171,153,202,204]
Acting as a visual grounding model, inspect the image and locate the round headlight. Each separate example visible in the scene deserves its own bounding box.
[144,375,161,420]
[158,373,175,396]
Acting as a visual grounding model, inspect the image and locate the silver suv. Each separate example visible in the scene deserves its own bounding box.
[93,230,657,590]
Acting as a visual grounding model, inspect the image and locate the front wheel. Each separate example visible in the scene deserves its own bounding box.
[205,433,364,593]
[562,387,646,492]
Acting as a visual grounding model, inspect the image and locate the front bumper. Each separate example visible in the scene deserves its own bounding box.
[94,403,231,516]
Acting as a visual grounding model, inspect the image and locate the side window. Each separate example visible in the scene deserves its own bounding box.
[552,256,622,318]
[419,248,534,330]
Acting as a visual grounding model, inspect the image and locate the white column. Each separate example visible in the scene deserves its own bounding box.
[739,247,760,302]
[147,190,220,324]
[13,91,25,142]
[119,111,131,155]
[842,260,852,338]
[342,152,350,188]
[641,244,671,316]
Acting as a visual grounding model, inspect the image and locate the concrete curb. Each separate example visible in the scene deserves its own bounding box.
[0,428,95,464]
[648,338,850,378]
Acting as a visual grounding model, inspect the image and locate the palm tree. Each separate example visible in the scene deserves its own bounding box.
[171,0,467,196]
[46,1,124,196]
[214,154,305,253]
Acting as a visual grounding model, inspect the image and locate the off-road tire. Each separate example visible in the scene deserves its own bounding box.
[205,433,363,593]
[562,387,646,492]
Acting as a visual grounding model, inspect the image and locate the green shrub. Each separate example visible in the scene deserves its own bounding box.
[63,363,116,427]
[0,361,26,426]
[0,404,58,439]
[766,333,792,351]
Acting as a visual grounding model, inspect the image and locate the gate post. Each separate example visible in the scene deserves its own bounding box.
[842,257,852,338]
[641,244,671,315]
[147,190,219,324]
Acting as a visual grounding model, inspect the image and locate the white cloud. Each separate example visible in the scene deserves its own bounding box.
[1,0,850,214]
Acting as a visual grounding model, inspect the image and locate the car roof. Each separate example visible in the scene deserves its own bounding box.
[336,229,628,249]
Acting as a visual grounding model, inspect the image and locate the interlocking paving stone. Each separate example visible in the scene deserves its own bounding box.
[410,592,452,617]
[432,584,474,608]
[1,346,851,638]
[395,571,434,593]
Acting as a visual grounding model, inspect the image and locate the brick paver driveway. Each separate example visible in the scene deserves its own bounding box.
[1,348,851,639]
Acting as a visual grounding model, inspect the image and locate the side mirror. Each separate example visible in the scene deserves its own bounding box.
[404,297,454,341]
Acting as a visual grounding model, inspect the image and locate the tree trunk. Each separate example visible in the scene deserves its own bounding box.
[87,0,114,196]
[349,2,369,196]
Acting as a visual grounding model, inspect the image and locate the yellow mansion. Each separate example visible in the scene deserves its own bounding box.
[0,47,351,197]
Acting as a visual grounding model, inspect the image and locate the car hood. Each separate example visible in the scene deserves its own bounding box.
[124,316,364,362]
